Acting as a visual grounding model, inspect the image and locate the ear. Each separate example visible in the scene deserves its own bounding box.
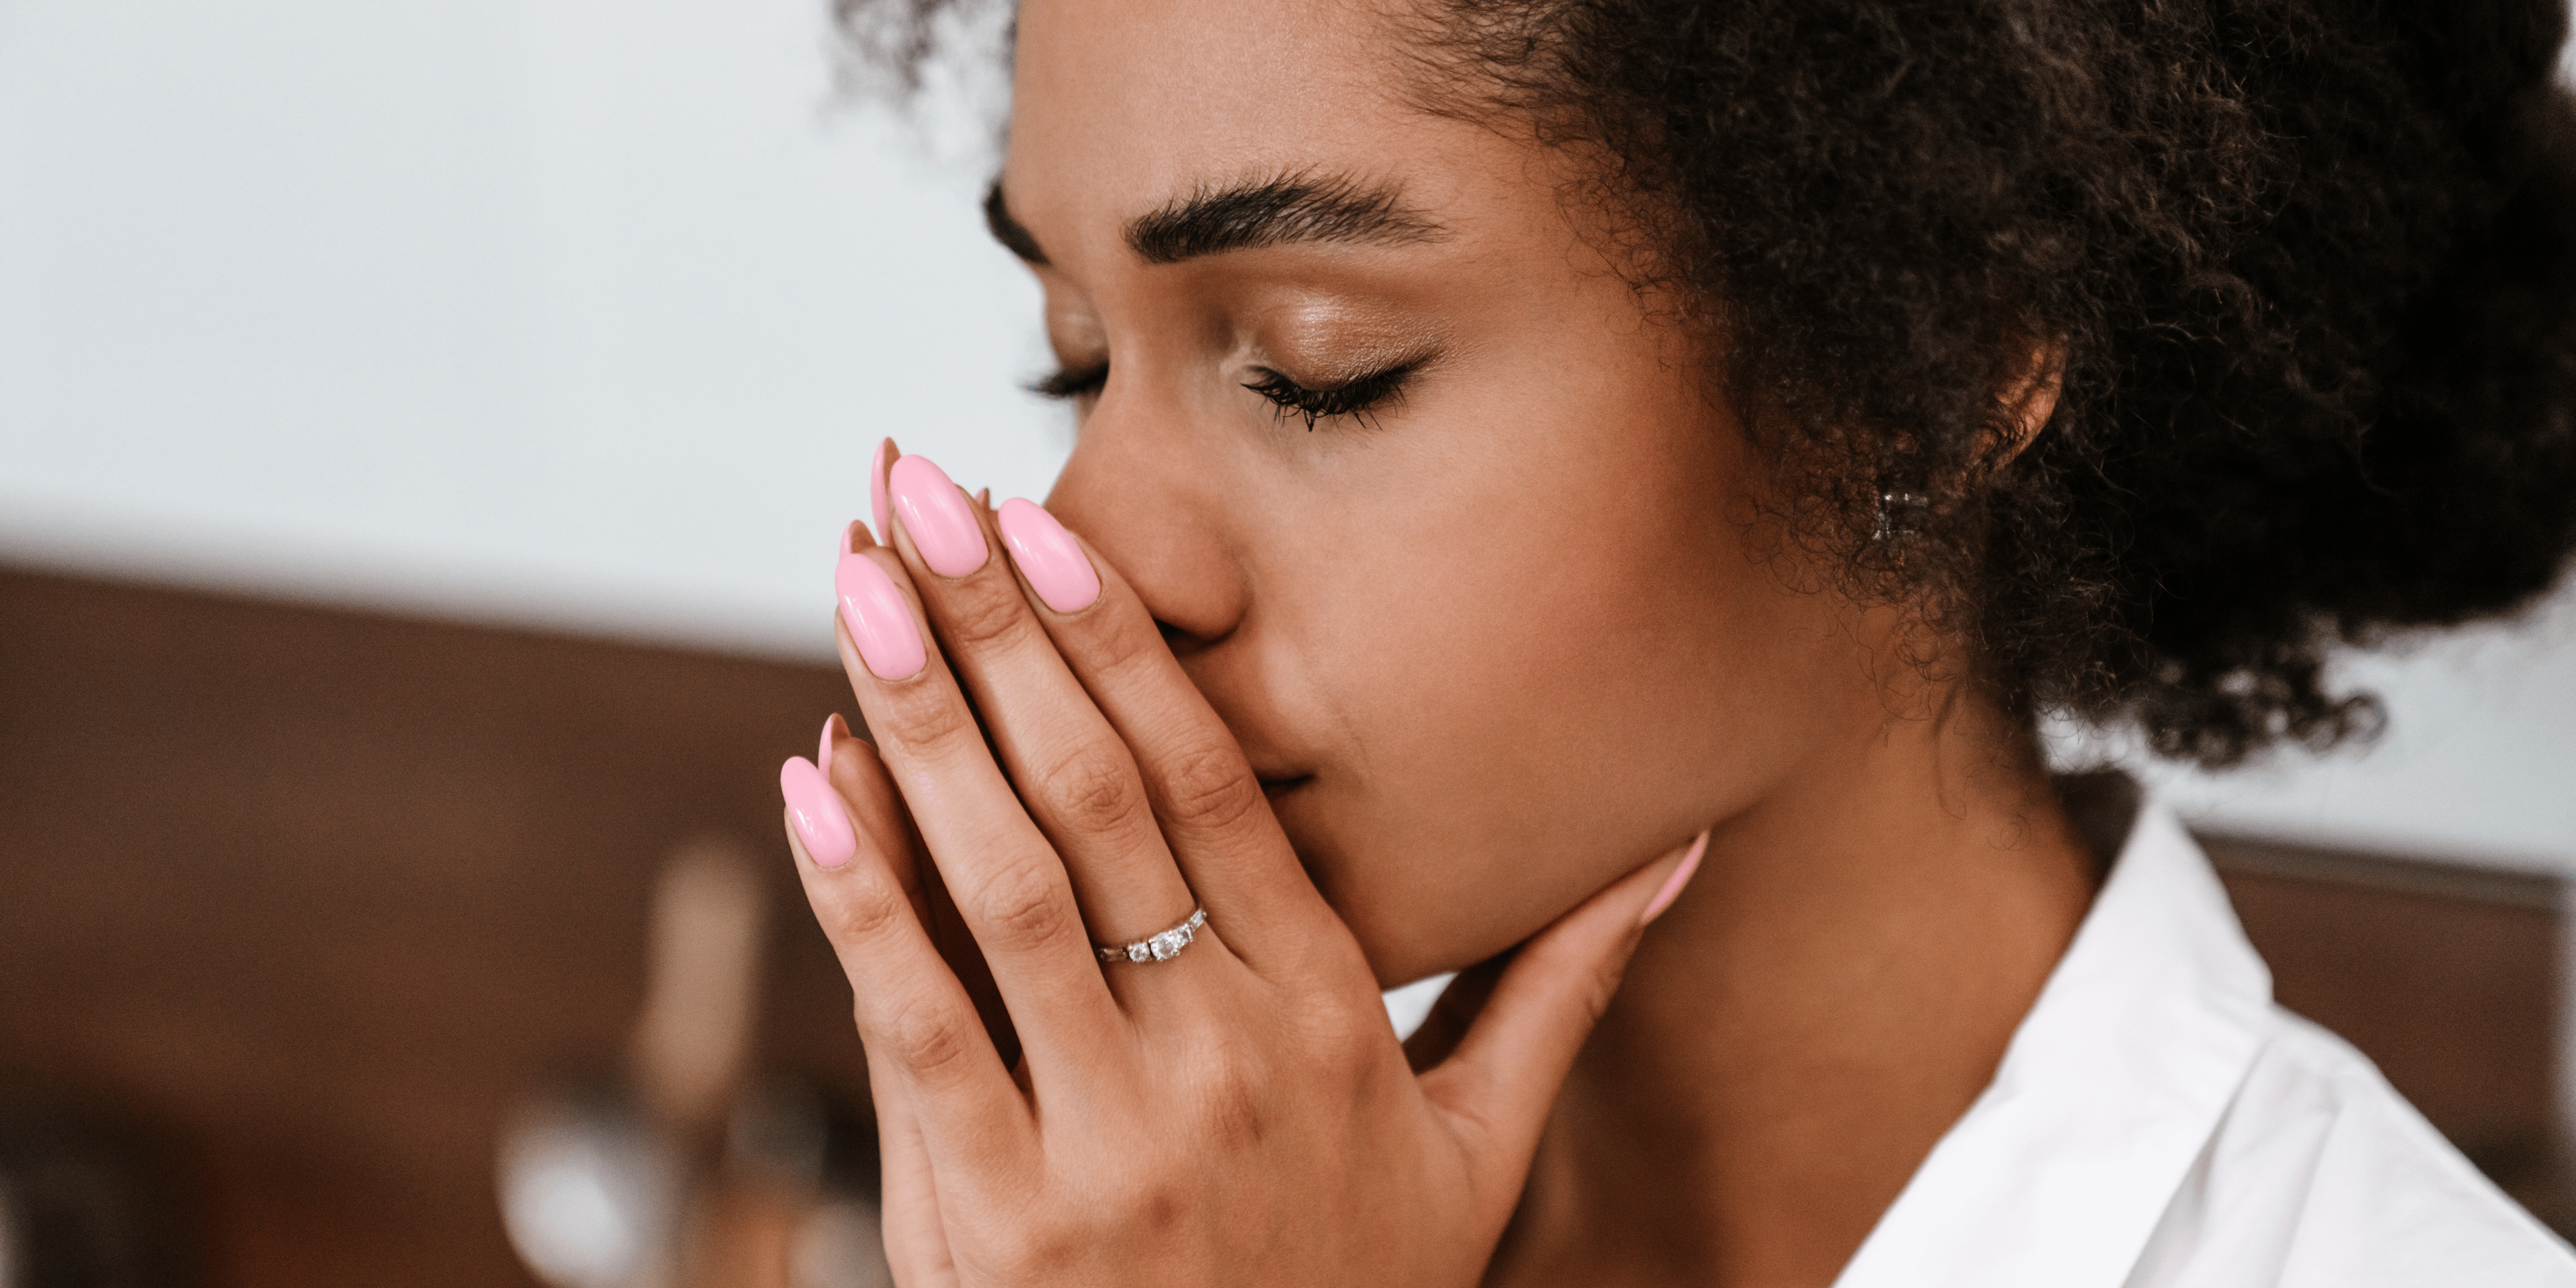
[1990,338,2067,467]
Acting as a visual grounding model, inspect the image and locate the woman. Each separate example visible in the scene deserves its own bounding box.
[775,0,2576,1282]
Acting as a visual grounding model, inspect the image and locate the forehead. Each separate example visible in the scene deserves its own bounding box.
[1004,0,1493,261]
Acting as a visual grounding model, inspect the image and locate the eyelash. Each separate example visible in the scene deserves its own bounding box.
[1029,359,1423,432]
[1030,364,1108,400]
[1241,362,1418,431]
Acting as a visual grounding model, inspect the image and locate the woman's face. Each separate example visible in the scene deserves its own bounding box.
[1008,0,1876,985]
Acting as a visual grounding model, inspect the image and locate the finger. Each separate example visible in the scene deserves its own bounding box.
[829,593,1019,1069]
[1401,959,1504,1075]
[864,1044,961,1287]
[880,454,1200,955]
[870,436,899,553]
[994,498,1343,966]
[831,534,1121,1057]
[820,715,925,914]
[1417,831,1707,1176]
[916,818,1022,1071]
[780,759,1035,1166]
[821,717,998,1282]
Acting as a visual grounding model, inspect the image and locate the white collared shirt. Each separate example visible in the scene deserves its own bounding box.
[1833,793,2576,1287]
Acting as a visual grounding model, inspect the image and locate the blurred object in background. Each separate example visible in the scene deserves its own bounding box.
[789,1195,891,1288]
[630,840,770,1142]
[499,838,893,1288]
[714,1081,891,1288]
[0,568,878,1286]
[500,1081,684,1288]
[497,1078,890,1288]
[0,1088,193,1288]
[498,835,729,1288]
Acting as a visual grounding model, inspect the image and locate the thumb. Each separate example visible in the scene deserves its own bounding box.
[1413,830,1707,1171]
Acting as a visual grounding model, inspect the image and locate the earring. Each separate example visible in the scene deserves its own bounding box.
[1873,490,1926,542]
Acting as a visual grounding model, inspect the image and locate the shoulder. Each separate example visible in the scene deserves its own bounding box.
[2128,1007,2576,1288]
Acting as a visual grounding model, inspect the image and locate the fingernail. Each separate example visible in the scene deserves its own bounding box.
[889,455,988,577]
[1641,830,1709,926]
[839,518,874,557]
[836,552,927,680]
[780,755,857,868]
[818,712,846,775]
[997,498,1101,613]
[870,438,897,551]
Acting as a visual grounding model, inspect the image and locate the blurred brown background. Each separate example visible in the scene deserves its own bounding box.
[0,568,870,1284]
[0,565,2566,1283]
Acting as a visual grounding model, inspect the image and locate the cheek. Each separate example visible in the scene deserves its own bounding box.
[1265,408,1838,978]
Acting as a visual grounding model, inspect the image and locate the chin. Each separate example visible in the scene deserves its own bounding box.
[1267,786,1481,989]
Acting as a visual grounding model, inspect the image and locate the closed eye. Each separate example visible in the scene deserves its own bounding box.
[1242,358,1422,431]
[1030,362,1108,400]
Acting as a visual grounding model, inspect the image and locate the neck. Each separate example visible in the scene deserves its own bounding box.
[1487,693,2102,1288]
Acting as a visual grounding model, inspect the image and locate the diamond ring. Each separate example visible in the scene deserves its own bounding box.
[1096,907,1207,964]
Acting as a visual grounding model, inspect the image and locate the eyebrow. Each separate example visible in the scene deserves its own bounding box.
[984,181,1050,265]
[982,172,1447,268]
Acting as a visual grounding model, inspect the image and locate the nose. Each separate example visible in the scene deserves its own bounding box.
[1043,411,1250,653]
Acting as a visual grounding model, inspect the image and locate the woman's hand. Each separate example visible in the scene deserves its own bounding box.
[777,452,1702,1287]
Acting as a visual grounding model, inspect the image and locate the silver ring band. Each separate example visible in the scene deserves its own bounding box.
[1096,907,1207,964]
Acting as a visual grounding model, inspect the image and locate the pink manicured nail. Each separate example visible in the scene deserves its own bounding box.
[1641,830,1709,925]
[870,438,897,552]
[836,552,927,680]
[888,455,988,577]
[780,755,856,868]
[839,518,873,556]
[818,713,845,775]
[997,499,1100,613]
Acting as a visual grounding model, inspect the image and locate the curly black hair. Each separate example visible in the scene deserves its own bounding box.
[837,0,2576,769]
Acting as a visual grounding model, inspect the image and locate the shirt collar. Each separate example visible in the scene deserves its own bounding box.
[1831,781,2276,1288]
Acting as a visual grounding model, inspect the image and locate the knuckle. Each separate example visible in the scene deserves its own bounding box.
[1122,1183,1188,1236]
[1083,610,1168,686]
[873,992,975,1086]
[1533,933,1632,1030]
[966,857,1073,953]
[880,681,978,758]
[938,580,1040,654]
[1287,990,1386,1079]
[1319,997,1392,1066]
[1580,959,1632,1026]
[1154,739,1263,836]
[1077,1166,1187,1239]
[1190,1053,1274,1150]
[1035,746,1145,836]
[820,870,912,945]
[997,1216,1086,1276]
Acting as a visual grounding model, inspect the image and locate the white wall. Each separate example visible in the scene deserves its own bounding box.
[2,0,2571,871]
[2121,591,2576,871]
[0,0,1059,658]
